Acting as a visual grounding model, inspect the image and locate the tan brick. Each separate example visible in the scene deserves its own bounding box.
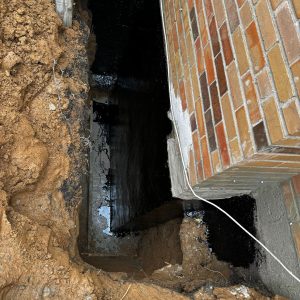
[195,39,204,74]
[242,72,261,124]
[184,67,194,112]
[201,136,212,178]
[256,68,272,98]
[229,138,243,163]
[282,181,299,222]
[291,222,300,261]
[212,0,226,27]
[227,62,243,109]
[255,0,277,50]
[245,21,265,73]
[186,32,196,67]
[221,93,237,140]
[192,132,201,162]
[212,150,222,174]
[197,4,208,47]
[232,27,249,75]
[191,65,200,100]
[270,0,283,9]
[268,45,293,102]
[291,59,300,97]
[282,99,300,136]
[291,0,300,18]
[262,97,284,143]
[240,1,253,29]
[195,100,206,137]
[276,3,300,64]
[189,149,197,185]
[236,106,254,157]
[224,0,240,33]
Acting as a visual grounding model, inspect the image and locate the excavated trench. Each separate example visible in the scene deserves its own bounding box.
[78,0,257,279]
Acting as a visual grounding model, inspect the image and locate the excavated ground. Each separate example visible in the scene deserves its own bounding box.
[0,1,288,299]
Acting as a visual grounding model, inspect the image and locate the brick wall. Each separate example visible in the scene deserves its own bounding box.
[163,0,300,199]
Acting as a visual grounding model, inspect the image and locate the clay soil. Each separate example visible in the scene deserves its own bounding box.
[0,1,288,299]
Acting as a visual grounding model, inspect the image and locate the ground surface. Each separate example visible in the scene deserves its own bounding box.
[0,1,288,299]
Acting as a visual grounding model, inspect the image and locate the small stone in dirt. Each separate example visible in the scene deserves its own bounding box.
[2,51,22,74]
[42,286,51,298]
[49,103,56,111]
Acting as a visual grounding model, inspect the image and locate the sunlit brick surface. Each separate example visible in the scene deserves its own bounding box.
[163,0,300,199]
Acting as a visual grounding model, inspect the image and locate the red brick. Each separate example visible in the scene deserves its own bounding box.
[220,22,233,66]
[245,22,265,73]
[216,122,231,168]
[205,109,217,151]
[209,17,221,57]
[200,72,211,111]
[172,23,179,52]
[276,3,300,64]
[242,72,261,124]
[179,80,187,111]
[215,53,227,96]
[204,44,215,84]
[210,81,222,124]
[190,112,197,132]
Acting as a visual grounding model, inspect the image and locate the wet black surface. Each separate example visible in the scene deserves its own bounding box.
[89,0,174,231]
[202,195,257,268]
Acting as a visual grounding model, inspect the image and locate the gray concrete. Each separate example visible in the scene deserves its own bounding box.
[253,183,300,299]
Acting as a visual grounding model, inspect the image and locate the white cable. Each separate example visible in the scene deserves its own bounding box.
[159,0,300,284]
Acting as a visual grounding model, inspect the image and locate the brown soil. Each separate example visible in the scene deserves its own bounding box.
[0,1,287,299]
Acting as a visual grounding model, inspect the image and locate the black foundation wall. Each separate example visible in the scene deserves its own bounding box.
[88,0,174,231]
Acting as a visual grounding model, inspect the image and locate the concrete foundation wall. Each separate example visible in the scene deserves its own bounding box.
[253,183,300,299]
